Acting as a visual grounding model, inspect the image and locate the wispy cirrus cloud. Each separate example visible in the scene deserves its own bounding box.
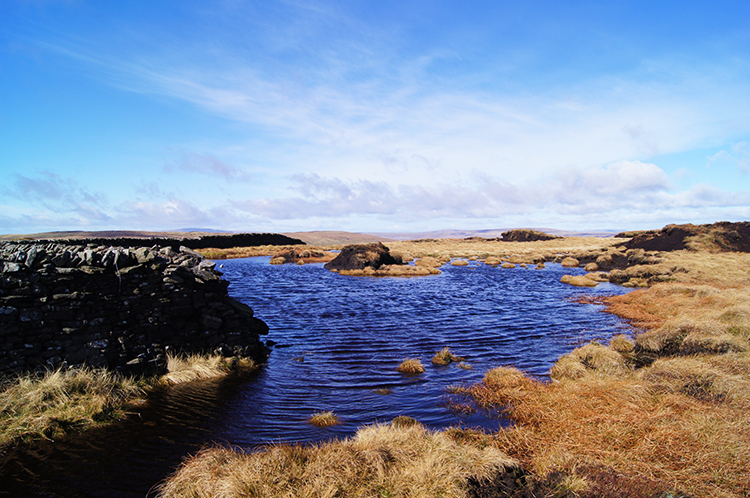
[4,171,111,223]
[707,142,750,174]
[164,150,252,182]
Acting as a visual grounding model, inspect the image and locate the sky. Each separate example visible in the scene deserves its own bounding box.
[1,0,749,235]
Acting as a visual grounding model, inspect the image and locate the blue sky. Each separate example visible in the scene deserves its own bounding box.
[1,0,749,234]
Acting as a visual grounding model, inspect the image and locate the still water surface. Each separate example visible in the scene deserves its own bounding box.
[2,257,631,497]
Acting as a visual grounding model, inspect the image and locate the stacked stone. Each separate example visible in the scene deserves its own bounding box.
[0,241,269,376]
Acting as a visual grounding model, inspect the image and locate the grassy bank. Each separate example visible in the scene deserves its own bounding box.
[0,353,257,451]
[459,249,750,497]
[157,421,523,498]
[0,366,146,448]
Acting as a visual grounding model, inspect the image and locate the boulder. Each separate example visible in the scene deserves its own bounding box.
[324,243,402,271]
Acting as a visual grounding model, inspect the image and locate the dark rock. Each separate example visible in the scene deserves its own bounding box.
[0,241,270,376]
[323,242,402,271]
[501,229,560,242]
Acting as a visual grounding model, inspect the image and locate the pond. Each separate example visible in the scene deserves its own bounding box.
[1,257,632,497]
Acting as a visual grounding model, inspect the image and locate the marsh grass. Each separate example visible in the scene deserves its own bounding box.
[309,411,340,428]
[0,367,145,447]
[0,353,255,449]
[157,423,521,498]
[431,347,464,366]
[462,249,750,497]
[397,358,425,375]
[160,353,257,385]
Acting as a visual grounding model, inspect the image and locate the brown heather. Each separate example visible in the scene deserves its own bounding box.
[461,249,750,497]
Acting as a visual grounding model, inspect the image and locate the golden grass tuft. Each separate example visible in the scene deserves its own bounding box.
[431,347,464,366]
[560,256,580,267]
[415,256,445,268]
[609,334,634,353]
[550,343,630,380]
[484,256,503,266]
[157,423,520,498]
[560,274,598,287]
[451,259,469,266]
[309,411,340,428]
[0,367,145,447]
[397,358,425,375]
[160,353,257,385]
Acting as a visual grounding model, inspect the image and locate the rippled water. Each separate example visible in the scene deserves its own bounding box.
[1,257,631,497]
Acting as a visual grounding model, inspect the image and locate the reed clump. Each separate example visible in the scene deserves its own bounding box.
[309,411,340,428]
[157,423,521,498]
[160,353,257,385]
[0,367,145,447]
[397,358,425,375]
[431,347,464,366]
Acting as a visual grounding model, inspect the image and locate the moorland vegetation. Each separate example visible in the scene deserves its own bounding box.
[158,222,750,497]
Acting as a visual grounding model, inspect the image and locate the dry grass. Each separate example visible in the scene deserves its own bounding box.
[431,347,464,366]
[0,367,145,447]
[157,422,522,498]
[461,248,750,497]
[309,411,340,428]
[560,274,599,287]
[197,244,335,260]
[388,237,621,263]
[338,265,441,277]
[0,353,256,449]
[160,353,257,385]
[397,358,425,375]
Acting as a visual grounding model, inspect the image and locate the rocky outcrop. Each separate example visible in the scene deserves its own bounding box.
[0,241,269,376]
[501,229,560,242]
[620,222,750,252]
[324,243,403,271]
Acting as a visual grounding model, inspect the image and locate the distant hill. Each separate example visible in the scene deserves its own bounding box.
[0,230,232,241]
[366,228,619,240]
[281,231,394,246]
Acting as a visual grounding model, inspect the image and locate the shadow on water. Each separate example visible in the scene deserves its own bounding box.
[0,372,259,497]
[1,258,632,497]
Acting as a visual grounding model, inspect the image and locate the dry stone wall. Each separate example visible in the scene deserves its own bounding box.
[0,241,269,376]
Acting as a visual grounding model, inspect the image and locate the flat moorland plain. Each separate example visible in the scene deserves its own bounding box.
[168,235,750,497]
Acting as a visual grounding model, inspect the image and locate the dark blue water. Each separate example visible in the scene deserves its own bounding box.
[1,257,631,497]
[212,257,631,445]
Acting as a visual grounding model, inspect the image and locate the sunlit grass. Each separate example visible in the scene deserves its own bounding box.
[309,410,340,428]
[397,358,425,375]
[431,347,464,366]
[0,367,146,448]
[157,423,520,498]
